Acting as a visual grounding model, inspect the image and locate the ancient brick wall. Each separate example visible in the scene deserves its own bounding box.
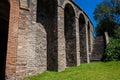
[0,0,97,80]
[16,0,47,79]
[5,0,19,80]
[90,32,109,62]
[90,36,105,61]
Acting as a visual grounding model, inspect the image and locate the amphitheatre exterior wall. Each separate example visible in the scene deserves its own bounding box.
[3,0,95,79]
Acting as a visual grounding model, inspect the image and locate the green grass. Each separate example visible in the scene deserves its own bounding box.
[24,61,120,80]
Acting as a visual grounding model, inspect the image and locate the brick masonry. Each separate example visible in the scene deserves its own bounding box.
[0,0,106,80]
[90,36,106,61]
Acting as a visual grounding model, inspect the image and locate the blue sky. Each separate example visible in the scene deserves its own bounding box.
[74,0,102,28]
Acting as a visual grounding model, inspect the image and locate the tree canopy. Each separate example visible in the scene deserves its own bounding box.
[94,0,120,37]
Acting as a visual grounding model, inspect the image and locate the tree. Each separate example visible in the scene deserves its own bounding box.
[94,0,120,36]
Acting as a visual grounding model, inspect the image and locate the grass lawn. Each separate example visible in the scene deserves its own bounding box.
[24,61,120,80]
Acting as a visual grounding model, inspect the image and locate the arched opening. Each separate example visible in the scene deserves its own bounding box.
[79,14,86,63]
[88,22,91,53]
[37,0,58,71]
[0,0,10,79]
[64,4,77,67]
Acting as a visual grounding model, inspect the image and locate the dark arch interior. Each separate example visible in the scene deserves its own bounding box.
[0,0,10,79]
[79,14,87,63]
[37,0,58,71]
[88,22,91,53]
[64,4,77,67]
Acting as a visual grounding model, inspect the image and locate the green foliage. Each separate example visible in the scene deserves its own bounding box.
[114,25,120,38]
[94,0,120,36]
[104,38,120,61]
[24,61,120,80]
[96,17,116,36]
[94,0,114,22]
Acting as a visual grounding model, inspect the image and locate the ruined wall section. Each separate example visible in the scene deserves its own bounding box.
[6,0,95,79]
[16,0,47,79]
[29,0,47,75]
[90,36,105,61]
[16,8,29,79]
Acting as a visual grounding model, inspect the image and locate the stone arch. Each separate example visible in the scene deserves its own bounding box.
[79,13,87,63]
[62,0,77,15]
[37,0,58,71]
[64,3,77,67]
[0,0,10,79]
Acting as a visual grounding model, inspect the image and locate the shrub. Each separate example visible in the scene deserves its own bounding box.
[114,25,120,39]
[103,37,120,61]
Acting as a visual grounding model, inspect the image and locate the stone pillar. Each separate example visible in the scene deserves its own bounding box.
[90,25,94,54]
[104,32,109,45]
[57,6,66,71]
[75,17,80,65]
[85,24,90,63]
[90,29,93,53]
[6,0,19,79]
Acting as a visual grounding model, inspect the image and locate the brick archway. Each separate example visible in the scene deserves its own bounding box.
[79,13,87,63]
[37,0,58,71]
[0,0,95,79]
[64,3,77,67]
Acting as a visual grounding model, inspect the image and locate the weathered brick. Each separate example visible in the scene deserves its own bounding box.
[0,0,101,80]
